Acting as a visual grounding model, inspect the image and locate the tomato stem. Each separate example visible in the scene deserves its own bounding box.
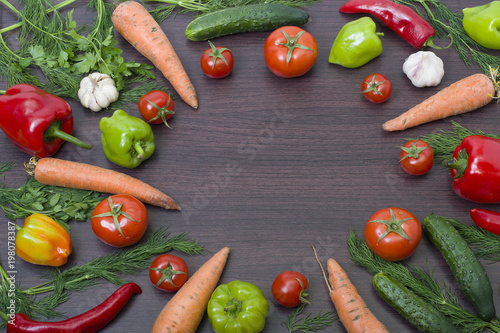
[91,197,139,238]
[399,141,429,161]
[150,259,186,287]
[368,208,412,244]
[276,29,315,66]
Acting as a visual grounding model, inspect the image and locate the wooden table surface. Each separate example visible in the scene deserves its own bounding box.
[2,1,500,332]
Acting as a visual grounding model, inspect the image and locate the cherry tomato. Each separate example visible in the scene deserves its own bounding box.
[364,207,421,262]
[271,271,309,307]
[149,254,189,292]
[200,40,234,79]
[361,73,392,103]
[91,194,148,247]
[400,139,434,175]
[138,90,174,127]
[264,26,318,78]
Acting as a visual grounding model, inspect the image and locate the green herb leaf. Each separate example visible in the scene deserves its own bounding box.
[282,303,338,332]
[347,229,500,332]
[0,228,206,327]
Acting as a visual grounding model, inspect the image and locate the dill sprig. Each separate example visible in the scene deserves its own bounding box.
[0,0,166,103]
[347,230,500,333]
[282,303,338,333]
[147,0,321,23]
[415,121,500,163]
[0,163,16,178]
[392,0,500,74]
[444,217,500,262]
[0,228,206,326]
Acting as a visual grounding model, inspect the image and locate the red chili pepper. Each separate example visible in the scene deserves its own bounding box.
[446,135,500,203]
[6,282,141,333]
[339,0,437,49]
[0,84,91,158]
[470,208,500,236]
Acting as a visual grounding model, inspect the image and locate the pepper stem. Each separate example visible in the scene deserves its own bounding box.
[224,297,243,319]
[444,149,469,179]
[134,141,145,160]
[44,121,92,150]
[423,34,454,50]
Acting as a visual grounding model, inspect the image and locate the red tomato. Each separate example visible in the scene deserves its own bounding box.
[149,254,189,292]
[200,40,234,79]
[91,194,149,247]
[400,139,434,175]
[138,90,174,127]
[264,26,318,78]
[364,207,421,261]
[361,73,392,103]
[271,271,309,307]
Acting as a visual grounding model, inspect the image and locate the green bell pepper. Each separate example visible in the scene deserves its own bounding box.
[207,280,268,333]
[99,109,155,168]
[328,17,383,68]
[463,1,500,50]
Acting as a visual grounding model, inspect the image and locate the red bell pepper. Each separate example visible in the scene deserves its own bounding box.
[447,135,500,203]
[470,208,500,236]
[339,0,437,49]
[5,282,141,333]
[0,84,91,158]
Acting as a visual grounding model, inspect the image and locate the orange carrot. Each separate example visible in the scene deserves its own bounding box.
[325,258,389,333]
[26,157,180,210]
[383,72,497,131]
[151,247,230,333]
[112,1,198,109]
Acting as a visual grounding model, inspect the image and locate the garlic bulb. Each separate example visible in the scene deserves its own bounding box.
[78,72,119,111]
[402,51,444,87]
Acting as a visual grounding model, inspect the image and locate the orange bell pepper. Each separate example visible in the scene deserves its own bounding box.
[15,213,72,267]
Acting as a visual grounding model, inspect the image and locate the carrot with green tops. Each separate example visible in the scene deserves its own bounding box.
[151,247,230,333]
[25,157,180,210]
[326,258,389,333]
[112,1,198,109]
[383,70,499,131]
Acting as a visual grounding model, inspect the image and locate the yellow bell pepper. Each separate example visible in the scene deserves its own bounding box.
[15,213,72,267]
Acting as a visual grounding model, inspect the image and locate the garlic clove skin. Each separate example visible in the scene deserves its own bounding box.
[78,72,119,112]
[402,51,445,88]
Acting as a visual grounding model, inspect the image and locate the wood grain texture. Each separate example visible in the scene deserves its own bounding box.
[1,1,499,332]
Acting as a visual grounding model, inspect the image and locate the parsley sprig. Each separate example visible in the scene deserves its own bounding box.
[0,176,106,233]
[0,0,164,102]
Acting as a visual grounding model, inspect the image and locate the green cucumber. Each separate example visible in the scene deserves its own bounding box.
[423,213,496,321]
[373,272,459,333]
[184,3,310,41]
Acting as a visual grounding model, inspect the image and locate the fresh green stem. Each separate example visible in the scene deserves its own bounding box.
[0,0,78,34]
[224,298,243,319]
[0,0,66,43]
[88,0,105,40]
[0,310,8,323]
[23,274,95,295]
[0,264,10,284]
[44,121,92,150]
[144,0,210,12]
[445,150,469,178]
[0,0,22,16]
[134,141,145,159]
[0,30,21,59]
[5,201,56,216]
